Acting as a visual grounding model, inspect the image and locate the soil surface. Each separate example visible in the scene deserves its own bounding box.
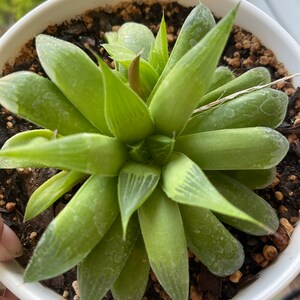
[1,1,300,299]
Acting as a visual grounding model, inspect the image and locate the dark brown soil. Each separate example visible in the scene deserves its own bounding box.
[1,1,300,299]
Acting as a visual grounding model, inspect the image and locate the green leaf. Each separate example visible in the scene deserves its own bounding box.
[138,187,189,300]
[25,170,88,220]
[147,135,175,166]
[207,171,279,235]
[117,22,155,60]
[162,153,257,224]
[102,44,159,99]
[165,3,215,72]
[0,133,127,176]
[112,233,150,300]
[118,161,160,235]
[128,140,151,163]
[105,31,118,44]
[0,71,98,135]
[180,205,244,276]
[198,67,271,107]
[176,127,289,170]
[36,34,110,135]
[221,168,276,190]
[1,129,55,150]
[207,66,235,92]
[112,69,128,83]
[148,15,169,74]
[24,175,119,282]
[184,88,288,134]
[78,216,140,300]
[99,58,154,144]
[128,52,142,96]
[148,4,238,137]
[147,3,216,103]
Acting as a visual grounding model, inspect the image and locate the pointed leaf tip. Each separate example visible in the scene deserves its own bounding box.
[118,161,160,236]
[36,34,110,134]
[138,187,189,300]
[149,2,238,136]
[99,59,154,144]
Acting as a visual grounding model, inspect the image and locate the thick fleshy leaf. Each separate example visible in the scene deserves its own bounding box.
[198,67,271,107]
[36,34,110,134]
[128,140,151,163]
[149,2,215,100]
[24,176,119,282]
[1,129,55,150]
[207,66,235,92]
[102,44,159,98]
[0,71,98,135]
[0,133,127,175]
[99,58,154,144]
[78,216,139,300]
[162,153,257,224]
[180,205,244,276]
[184,88,288,134]
[138,187,189,300]
[128,52,142,96]
[127,51,156,100]
[207,171,279,235]
[175,127,289,170]
[112,233,150,300]
[117,22,155,60]
[105,31,118,44]
[25,171,88,220]
[148,15,168,74]
[221,168,276,190]
[118,161,160,235]
[149,5,238,137]
[147,135,175,166]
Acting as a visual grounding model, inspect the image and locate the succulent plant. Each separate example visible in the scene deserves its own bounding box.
[0,3,289,300]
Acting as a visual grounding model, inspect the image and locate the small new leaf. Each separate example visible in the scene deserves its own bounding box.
[25,171,88,220]
[148,15,168,74]
[99,58,154,144]
[128,52,142,96]
[102,44,159,99]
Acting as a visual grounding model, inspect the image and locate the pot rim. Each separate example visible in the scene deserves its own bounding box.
[0,1,300,300]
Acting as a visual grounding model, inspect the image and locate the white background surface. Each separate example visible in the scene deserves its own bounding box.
[247,0,300,45]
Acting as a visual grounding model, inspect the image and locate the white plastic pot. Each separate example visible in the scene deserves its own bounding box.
[0,1,300,299]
